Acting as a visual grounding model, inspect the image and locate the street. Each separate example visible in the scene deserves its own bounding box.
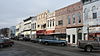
[0,41,100,56]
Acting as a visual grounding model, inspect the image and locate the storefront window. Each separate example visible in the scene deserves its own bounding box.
[68,35,70,43]
[78,33,82,40]
[72,34,75,43]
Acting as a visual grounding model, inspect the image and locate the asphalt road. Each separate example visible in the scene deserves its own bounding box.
[0,40,100,56]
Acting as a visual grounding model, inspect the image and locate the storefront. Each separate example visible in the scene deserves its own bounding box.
[55,28,66,40]
[23,31,31,38]
[36,30,46,38]
[88,26,100,40]
[66,27,83,46]
[31,31,36,39]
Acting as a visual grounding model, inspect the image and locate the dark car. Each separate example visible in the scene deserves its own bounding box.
[31,38,40,43]
[0,39,14,48]
[39,36,67,46]
[78,37,100,52]
[23,37,30,41]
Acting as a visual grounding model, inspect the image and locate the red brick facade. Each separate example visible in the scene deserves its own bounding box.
[55,2,83,34]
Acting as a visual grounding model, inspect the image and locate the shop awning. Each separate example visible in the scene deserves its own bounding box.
[36,30,46,35]
[46,30,55,35]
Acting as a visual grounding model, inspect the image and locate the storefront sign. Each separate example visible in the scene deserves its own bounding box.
[46,30,55,34]
[89,27,100,33]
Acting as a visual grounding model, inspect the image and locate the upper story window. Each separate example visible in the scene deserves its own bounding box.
[68,16,70,24]
[82,0,99,5]
[58,20,63,25]
[92,6,96,11]
[92,6,97,19]
[84,8,88,19]
[32,24,34,29]
[82,0,91,4]
[50,20,52,27]
[42,24,46,28]
[72,14,75,24]
[93,13,97,19]
[47,20,49,27]
[38,25,40,28]
[77,13,81,23]
[52,19,55,26]
[78,6,81,9]
[35,23,36,29]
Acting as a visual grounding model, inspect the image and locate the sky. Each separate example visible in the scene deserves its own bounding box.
[0,0,80,29]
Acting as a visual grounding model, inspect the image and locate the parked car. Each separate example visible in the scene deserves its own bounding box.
[10,36,16,40]
[23,37,30,41]
[31,38,40,43]
[13,36,20,40]
[39,36,67,46]
[18,37,24,41]
[78,37,100,52]
[0,39,14,48]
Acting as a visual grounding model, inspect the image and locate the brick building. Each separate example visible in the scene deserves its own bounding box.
[66,2,83,46]
[55,2,83,46]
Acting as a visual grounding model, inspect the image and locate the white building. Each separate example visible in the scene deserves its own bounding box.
[15,22,24,36]
[23,17,32,38]
[46,12,56,35]
[31,16,37,39]
[81,0,100,40]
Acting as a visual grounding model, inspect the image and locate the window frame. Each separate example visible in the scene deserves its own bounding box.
[58,20,63,25]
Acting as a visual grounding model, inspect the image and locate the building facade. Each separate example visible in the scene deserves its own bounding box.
[15,22,24,37]
[66,2,83,46]
[55,6,68,39]
[31,16,37,39]
[46,12,56,35]
[23,17,32,38]
[16,23,20,36]
[81,0,100,40]
[36,10,49,38]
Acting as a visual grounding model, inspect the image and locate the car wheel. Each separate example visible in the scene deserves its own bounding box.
[85,46,92,52]
[9,44,12,47]
[10,43,14,47]
[61,43,65,46]
[45,42,48,45]
[0,45,3,48]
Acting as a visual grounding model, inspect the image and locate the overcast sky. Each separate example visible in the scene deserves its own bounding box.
[0,0,80,29]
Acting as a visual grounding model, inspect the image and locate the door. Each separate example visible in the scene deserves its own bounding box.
[93,37,100,49]
[72,34,75,44]
[98,37,100,47]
